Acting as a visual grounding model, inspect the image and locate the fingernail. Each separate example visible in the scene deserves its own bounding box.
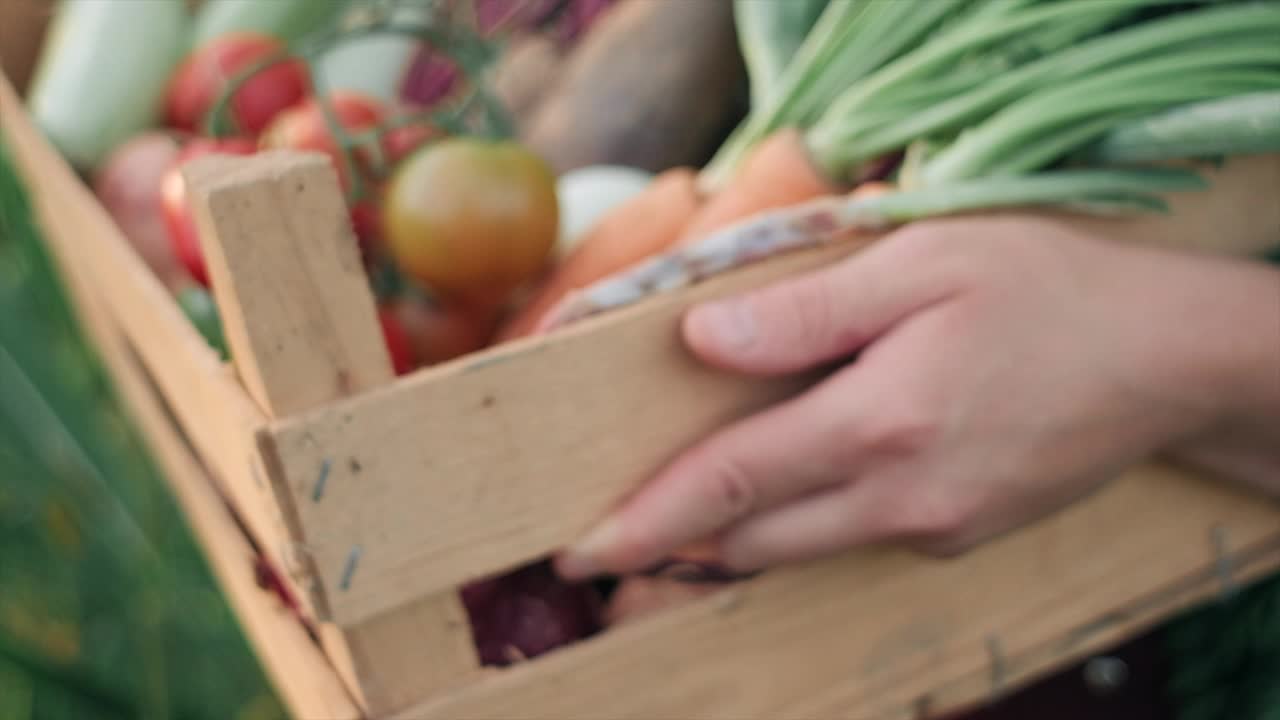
[690,299,756,351]
[555,518,620,580]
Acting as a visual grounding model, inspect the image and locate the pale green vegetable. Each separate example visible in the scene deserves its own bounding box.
[734,0,829,104]
[193,0,351,46]
[26,0,191,170]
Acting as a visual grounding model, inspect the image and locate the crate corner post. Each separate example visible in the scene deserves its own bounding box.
[183,150,481,716]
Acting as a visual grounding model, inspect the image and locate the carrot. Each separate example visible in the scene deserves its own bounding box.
[850,180,894,199]
[677,128,837,246]
[496,166,702,340]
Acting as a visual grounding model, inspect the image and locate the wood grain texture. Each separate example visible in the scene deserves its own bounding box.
[261,236,870,624]
[66,295,361,720]
[184,149,480,716]
[400,465,1280,720]
[0,72,309,613]
[184,152,395,417]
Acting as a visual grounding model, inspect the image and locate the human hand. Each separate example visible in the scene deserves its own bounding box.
[554,213,1277,579]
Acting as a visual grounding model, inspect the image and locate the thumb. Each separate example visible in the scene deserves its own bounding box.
[682,232,957,375]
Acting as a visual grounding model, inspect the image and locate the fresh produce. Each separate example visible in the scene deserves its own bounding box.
[554,164,653,255]
[526,0,1280,333]
[677,128,835,245]
[382,137,559,305]
[176,284,229,360]
[390,296,495,367]
[165,32,310,136]
[498,166,700,339]
[160,136,258,286]
[732,0,828,106]
[191,0,351,48]
[259,91,385,192]
[377,306,416,376]
[92,132,185,287]
[521,0,748,174]
[461,562,603,666]
[25,0,191,169]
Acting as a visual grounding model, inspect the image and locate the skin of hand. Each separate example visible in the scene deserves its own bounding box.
[554,213,1280,580]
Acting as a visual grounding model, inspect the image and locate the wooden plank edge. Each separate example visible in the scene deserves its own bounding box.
[100,318,364,720]
[0,71,317,618]
[392,465,1280,720]
[883,531,1280,720]
[16,158,363,718]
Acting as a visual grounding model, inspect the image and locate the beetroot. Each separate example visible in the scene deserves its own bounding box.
[461,561,603,666]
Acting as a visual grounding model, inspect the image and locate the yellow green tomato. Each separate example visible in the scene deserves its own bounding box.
[382,138,559,305]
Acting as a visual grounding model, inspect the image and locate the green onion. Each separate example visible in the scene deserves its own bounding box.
[1085,91,1280,164]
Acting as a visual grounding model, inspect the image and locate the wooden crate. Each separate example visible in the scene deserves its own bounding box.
[5,44,1280,720]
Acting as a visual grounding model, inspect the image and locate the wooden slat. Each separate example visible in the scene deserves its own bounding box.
[259,152,1280,626]
[184,152,481,716]
[260,238,861,624]
[10,106,361,719]
[65,289,362,720]
[0,72,312,616]
[400,465,1280,720]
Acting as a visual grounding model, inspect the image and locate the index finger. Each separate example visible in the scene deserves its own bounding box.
[553,365,870,580]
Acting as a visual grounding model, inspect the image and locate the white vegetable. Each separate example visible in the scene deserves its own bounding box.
[554,165,653,256]
[314,2,427,103]
[26,0,190,170]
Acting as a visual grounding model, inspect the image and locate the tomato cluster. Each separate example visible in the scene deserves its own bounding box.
[150,32,559,375]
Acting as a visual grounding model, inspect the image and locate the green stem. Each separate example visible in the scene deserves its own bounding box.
[920,48,1280,183]
[808,2,1280,177]
[1085,91,1280,164]
[836,167,1208,225]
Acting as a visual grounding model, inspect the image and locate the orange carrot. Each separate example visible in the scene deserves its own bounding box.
[497,166,702,340]
[677,128,837,246]
[850,180,894,199]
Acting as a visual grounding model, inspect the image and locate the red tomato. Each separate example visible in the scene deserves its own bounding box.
[392,296,494,366]
[165,33,309,136]
[378,306,417,375]
[160,137,257,286]
[382,138,559,304]
[259,92,385,193]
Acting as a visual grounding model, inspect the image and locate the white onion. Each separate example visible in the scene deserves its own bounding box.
[554,165,654,257]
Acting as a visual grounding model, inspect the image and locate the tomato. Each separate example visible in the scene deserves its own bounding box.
[165,33,309,136]
[259,92,385,193]
[382,139,559,304]
[260,93,441,255]
[378,306,417,376]
[160,137,257,286]
[391,296,495,366]
[93,133,184,286]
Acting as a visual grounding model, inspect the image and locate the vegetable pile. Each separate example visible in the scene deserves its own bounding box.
[22,0,1280,667]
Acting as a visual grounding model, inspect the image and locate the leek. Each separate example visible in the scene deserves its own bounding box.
[192,0,352,46]
[25,0,191,170]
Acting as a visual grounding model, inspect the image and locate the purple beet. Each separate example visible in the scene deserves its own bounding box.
[461,561,603,666]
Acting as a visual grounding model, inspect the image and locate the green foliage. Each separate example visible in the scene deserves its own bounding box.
[0,140,281,719]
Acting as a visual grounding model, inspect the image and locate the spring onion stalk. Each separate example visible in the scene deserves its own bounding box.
[192,0,351,46]
[536,167,1209,331]
[25,0,191,170]
[1085,91,1280,164]
[734,0,829,105]
[807,1,1280,180]
[919,63,1280,184]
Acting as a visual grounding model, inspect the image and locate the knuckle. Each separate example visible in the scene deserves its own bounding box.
[704,455,758,521]
[860,401,941,458]
[888,486,971,541]
[767,277,839,350]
